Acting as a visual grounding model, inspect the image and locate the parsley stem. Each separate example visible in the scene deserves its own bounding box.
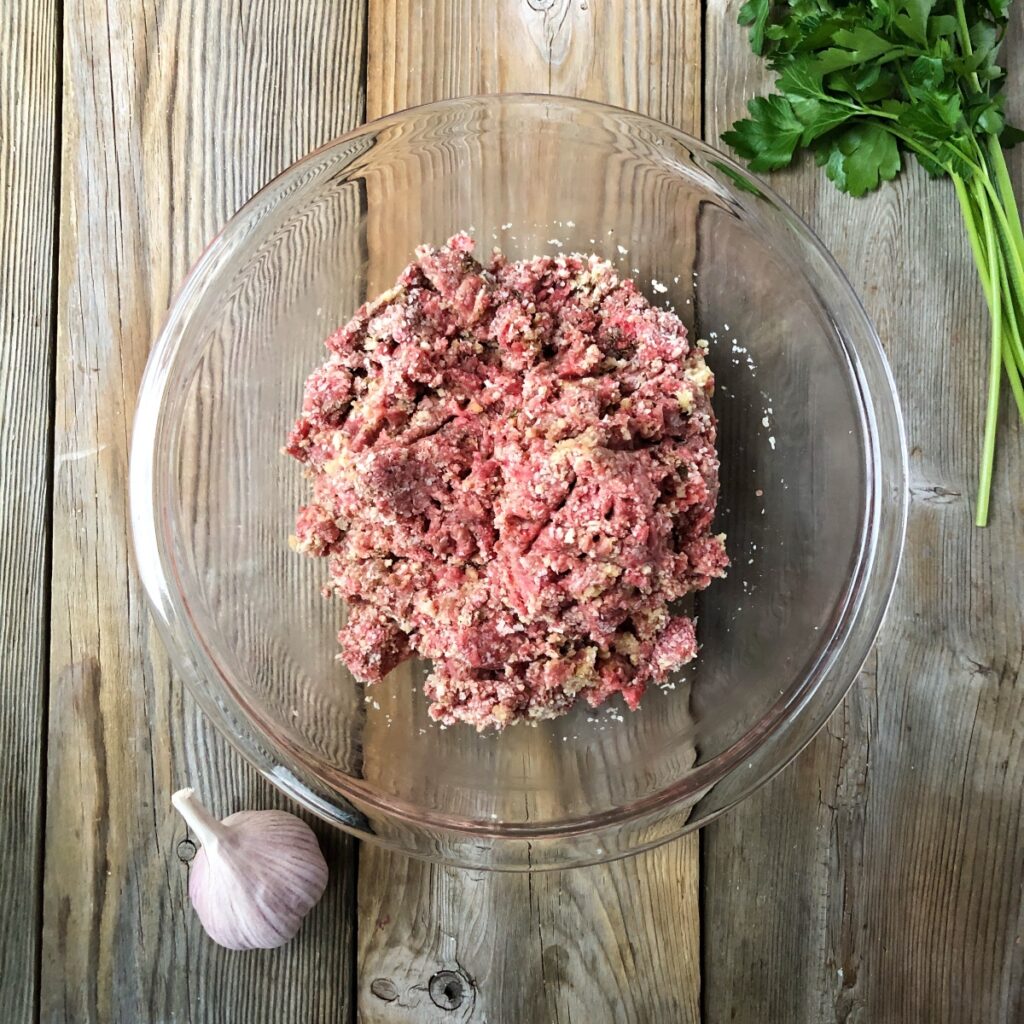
[954,172,1024,396]
[997,281,1024,423]
[882,124,986,182]
[1002,293,1024,379]
[974,182,1004,527]
[1002,337,1024,427]
[954,174,989,289]
[971,170,1024,320]
[986,135,1024,281]
[953,0,982,94]
[966,136,1024,317]
[1004,287,1024,378]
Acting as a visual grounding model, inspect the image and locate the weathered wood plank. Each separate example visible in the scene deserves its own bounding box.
[357,3,704,1022]
[703,3,1024,1022]
[43,3,365,1022]
[368,0,700,132]
[358,843,701,1022]
[0,2,57,1020]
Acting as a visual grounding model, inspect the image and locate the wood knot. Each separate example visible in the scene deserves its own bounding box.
[428,971,466,1010]
[370,977,399,1002]
[526,0,556,9]
[176,839,197,863]
[910,481,962,505]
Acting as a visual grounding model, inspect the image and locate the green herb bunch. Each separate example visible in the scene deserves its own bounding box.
[725,0,1022,525]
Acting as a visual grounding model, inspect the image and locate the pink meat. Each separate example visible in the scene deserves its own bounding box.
[286,234,727,729]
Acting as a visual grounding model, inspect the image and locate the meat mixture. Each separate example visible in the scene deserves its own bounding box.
[286,233,728,730]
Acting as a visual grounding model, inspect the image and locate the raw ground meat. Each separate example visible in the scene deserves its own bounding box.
[286,233,728,730]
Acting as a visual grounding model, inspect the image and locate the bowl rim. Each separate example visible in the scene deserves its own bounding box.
[130,92,908,859]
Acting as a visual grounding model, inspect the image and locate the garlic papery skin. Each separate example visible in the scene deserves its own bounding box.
[171,788,329,951]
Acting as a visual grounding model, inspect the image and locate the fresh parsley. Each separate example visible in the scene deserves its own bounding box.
[725,0,1023,525]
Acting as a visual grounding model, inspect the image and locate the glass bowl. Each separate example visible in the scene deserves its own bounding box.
[131,95,907,870]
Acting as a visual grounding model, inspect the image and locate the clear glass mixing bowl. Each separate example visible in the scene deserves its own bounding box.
[131,95,907,869]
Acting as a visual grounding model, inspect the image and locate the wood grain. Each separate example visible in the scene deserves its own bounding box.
[0,2,57,1020]
[368,0,700,131]
[357,2,703,1021]
[358,843,700,1023]
[43,3,365,1022]
[702,2,1024,1022]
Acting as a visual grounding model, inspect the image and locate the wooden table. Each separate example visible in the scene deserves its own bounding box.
[3,2,1022,1021]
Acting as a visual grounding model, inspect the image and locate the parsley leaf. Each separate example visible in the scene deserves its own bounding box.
[894,0,938,46]
[738,0,772,55]
[722,95,805,171]
[818,123,902,195]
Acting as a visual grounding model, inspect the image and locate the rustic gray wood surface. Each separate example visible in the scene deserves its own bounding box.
[0,4,57,1020]
[703,3,1024,1023]
[0,0,1020,1021]
[41,3,365,1023]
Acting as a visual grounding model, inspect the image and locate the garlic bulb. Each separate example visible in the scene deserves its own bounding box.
[171,787,329,950]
